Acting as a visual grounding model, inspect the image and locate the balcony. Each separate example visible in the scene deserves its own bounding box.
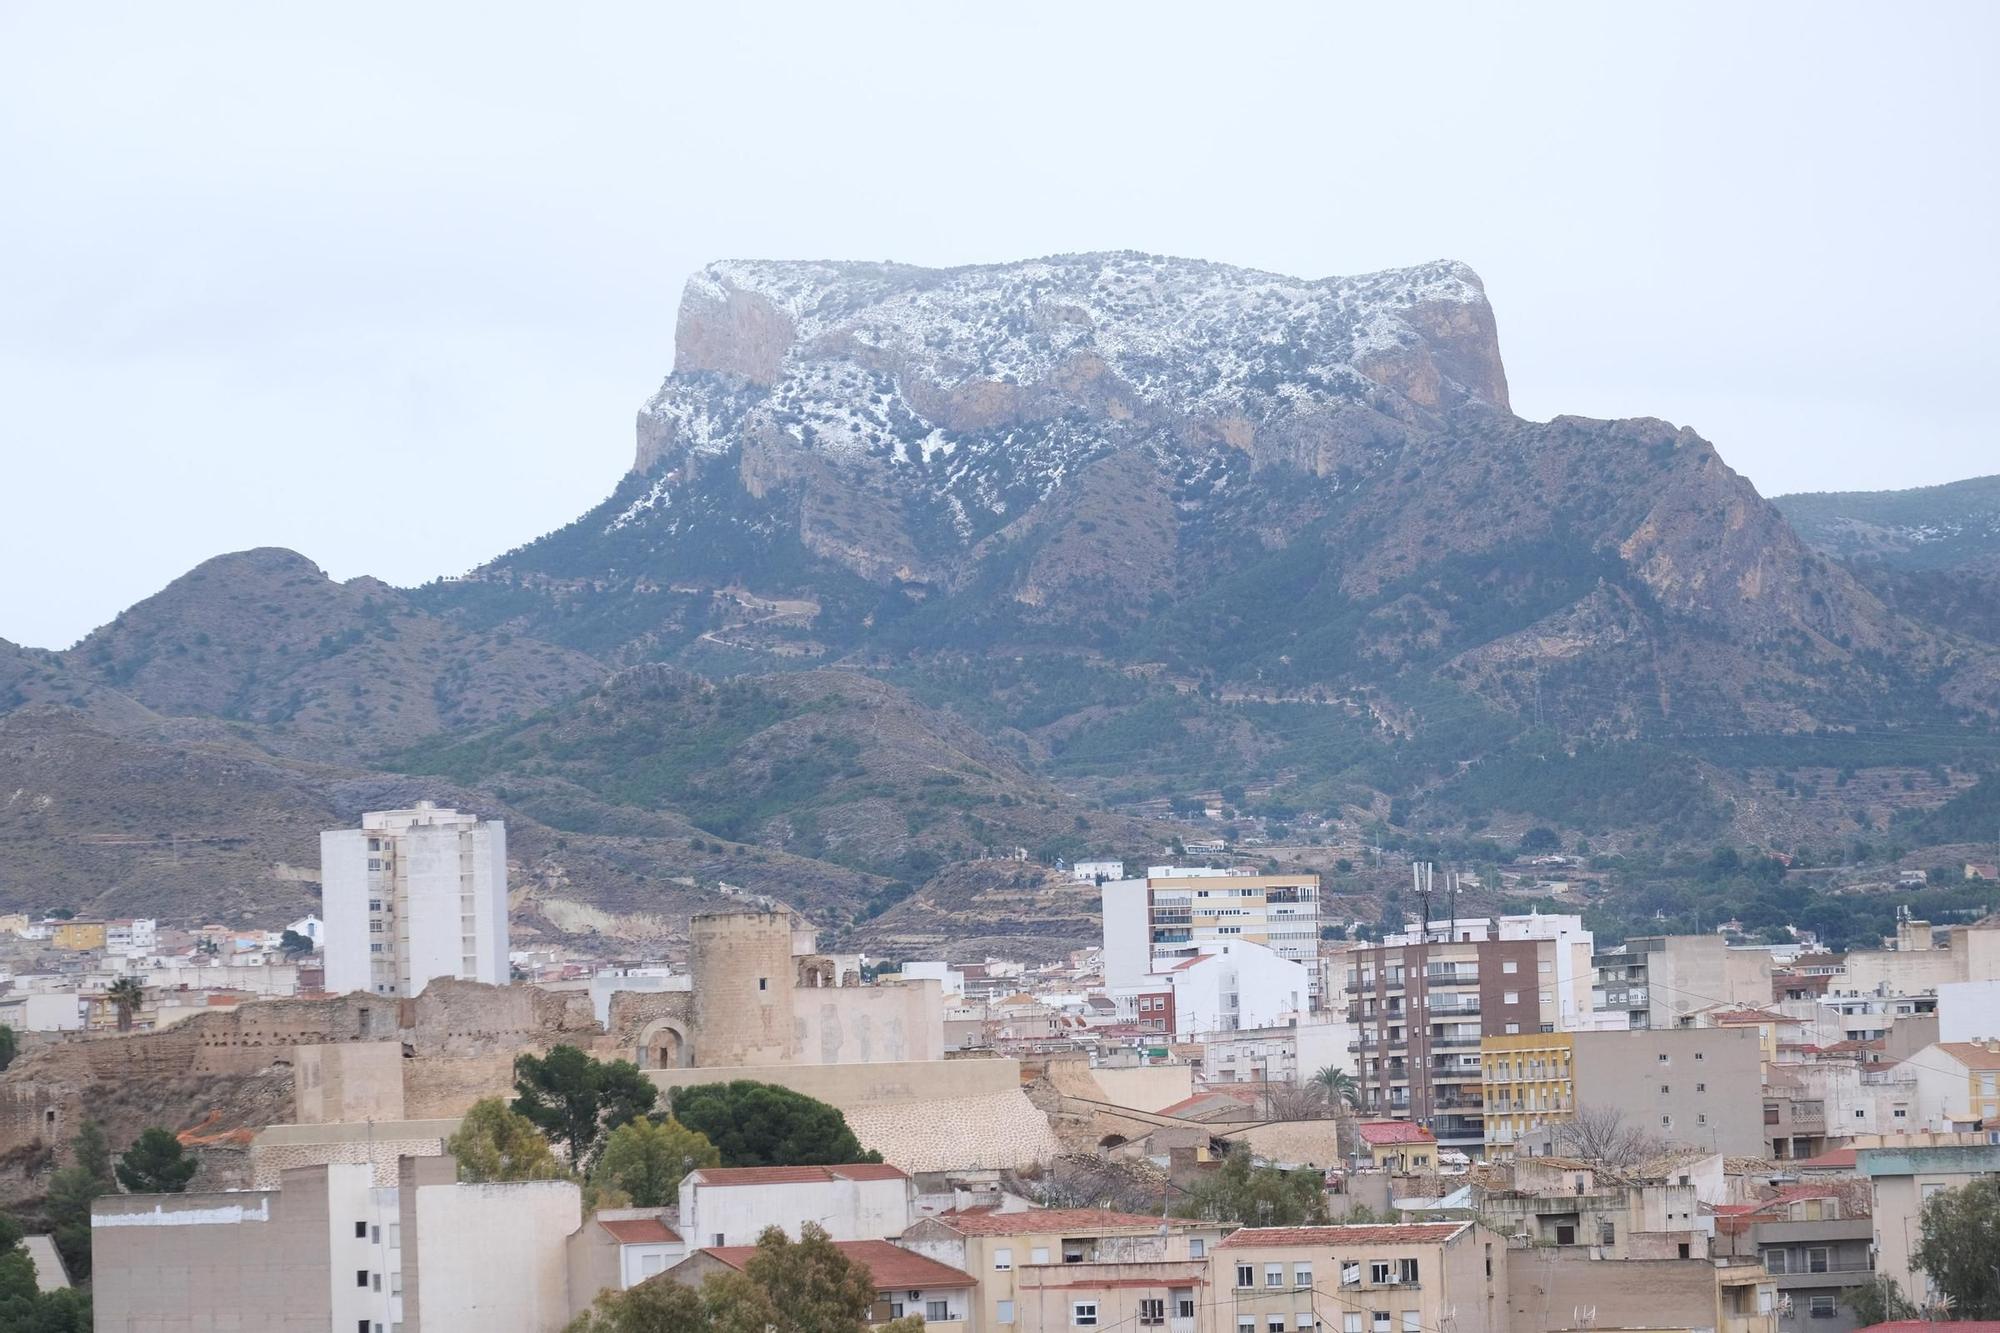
[1425,968,1479,986]
[1427,1034,1483,1049]
[1769,1263,1873,1291]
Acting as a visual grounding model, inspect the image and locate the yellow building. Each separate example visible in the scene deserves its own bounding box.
[51,919,107,951]
[1480,1031,1576,1158]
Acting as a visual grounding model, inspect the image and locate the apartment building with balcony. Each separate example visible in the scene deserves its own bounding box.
[897,1207,1224,1333]
[1593,936,1777,1031]
[322,803,509,998]
[1103,868,1322,995]
[1713,1185,1873,1333]
[1215,1221,1506,1333]
[1345,915,1592,1157]
[1480,1031,1576,1158]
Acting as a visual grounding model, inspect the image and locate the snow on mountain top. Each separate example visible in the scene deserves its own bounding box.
[683,251,1489,402]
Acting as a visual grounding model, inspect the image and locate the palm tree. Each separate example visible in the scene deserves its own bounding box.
[105,977,145,1032]
[1310,1065,1360,1112]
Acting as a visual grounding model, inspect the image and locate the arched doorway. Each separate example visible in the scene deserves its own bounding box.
[635,1018,692,1069]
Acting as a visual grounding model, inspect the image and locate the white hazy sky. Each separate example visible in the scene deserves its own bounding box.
[2,2,1995,649]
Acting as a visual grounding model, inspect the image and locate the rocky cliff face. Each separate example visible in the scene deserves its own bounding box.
[453,251,1995,737]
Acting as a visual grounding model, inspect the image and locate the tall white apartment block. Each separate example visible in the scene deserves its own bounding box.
[321,804,509,997]
[1103,866,1321,994]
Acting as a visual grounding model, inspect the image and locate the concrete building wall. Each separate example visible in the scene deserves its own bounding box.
[1092,1064,1194,1113]
[401,1156,580,1333]
[1938,978,2000,1042]
[691,911,794,1066]
[1504,1249,1731,1333]
[321,829,372,996]
[1571,1027,1763,1157]
[680,1175,912,1247]
[1101,879,1152,990]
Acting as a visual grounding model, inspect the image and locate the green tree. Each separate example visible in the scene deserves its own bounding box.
[591,1117,719,1208]
[1843,1276,1918,1326]
[42,1119,114,1280]
[670,1081,880,1168]
[448,1098,565,1183]
[1911,1174,2000,1318]
[0,1024,16,1073]
[1309,1066,1359,1110]
[0,1210,92,1332]
[512,1045,658,1171]
[1174,1146,1327,1227]
[105,977,145,1033]
[1517,826,1561,856]
[72,1119,112,1185]
[116,1127,199,1194]
[278,929,315,959]
[563,1225,921,1333]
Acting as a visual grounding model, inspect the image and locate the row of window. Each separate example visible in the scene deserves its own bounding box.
[1234,1259,1418,1289]
[995,1240,1208,1270]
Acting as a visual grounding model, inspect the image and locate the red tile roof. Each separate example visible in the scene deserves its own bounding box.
[699,1240,974,1289]
[1795,1147,1859,1170]
[1357,1120,1437,1146]
[1218,1222,1469,1249]
[686,1164,910,1187]
[599,1218,680,1245]
[932,1208,1191,1236]
[1937,1042,2000,1071]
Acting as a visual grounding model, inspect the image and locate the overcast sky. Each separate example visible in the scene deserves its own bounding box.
[2,2,1994,649]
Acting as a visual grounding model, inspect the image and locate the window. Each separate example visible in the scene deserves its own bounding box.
[358,1323,370,1333]
[356,1271,369,1288]
[757,977,767,991]
[1503,991,1519,1005]
[1660,1084,1670,1094]
[1697,1113,1707,1125]
[994,1248,1013,1271]
[1398,1258,1419,1284]
[1808,1295,1837,1319]
[1343,1317,1363,1333]
[371,1273,381,1292]
[355,1222,368,1239]
[1294,1263,1313,1288]
[1657,1053,1670,1064]
[1180,1298,1197,1319]
[1342,1261,1362,1286]
[1661,1115,1672,1129]
[1032,1248,1050,1265]
[1762,1249,1787,1273]
[389,1273,402,1294]
[1267,1263,1286,1288]
[712,1234,725,1247]
[370,1225,380,1244]
[1502,960,1518,974]
[1694,1051,1704,1061]
[1764,1103,1780,1125]
[889,1304,904,1319]
[1599,1221,1615,1246]
[1807,1247,1829,1274]
[1505,1022,1520,1035]
[1371,1314,1391,1333]
[928,1302,950,1321]
[1369,1261,1392,1284]
[1401,1315,1421,1333]
[1238,1264,1257,1289]
[1269,1319,1287,1333]
[1696,1082,1705,1092]
[1239,1320,1257,1333]
[1073,1302,1099,1327]
[1138,1299,1164,1327]
[1539,961,1551,973]
[1540,991,1551,1005]
[997,1301,1016,1324]
[1190,1238,1206,1258]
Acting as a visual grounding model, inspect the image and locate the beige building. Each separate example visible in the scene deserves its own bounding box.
[1215,1220,1506,1333]
[93,1157,581,1333]
[898,1207,1224,1333]
[1503,1248,1778,1333]
[670,1239,976,1329]
[1593,935,1774,1030]
[1856,1131,2000,1303]
[1567,1027,1764,1158]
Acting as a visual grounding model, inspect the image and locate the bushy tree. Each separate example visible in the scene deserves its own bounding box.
[0,1024,17,1073]
[116,1127,198,1194]
[513,1045,658,1171]
[1912,1175,2000,1318]
[591,1117,719,1208]
[564,1225,920,1333]
[448,1098,565,1183]
[1174,1147,1327,1226]
[670,1081,879,1168]
[1843,1276,1918,1326]
[43,1120,113,1280]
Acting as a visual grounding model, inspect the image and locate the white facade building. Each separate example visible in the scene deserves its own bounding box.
[678,1165,913,1247]
[1102,867,1321,994]
[322,804,509,997]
